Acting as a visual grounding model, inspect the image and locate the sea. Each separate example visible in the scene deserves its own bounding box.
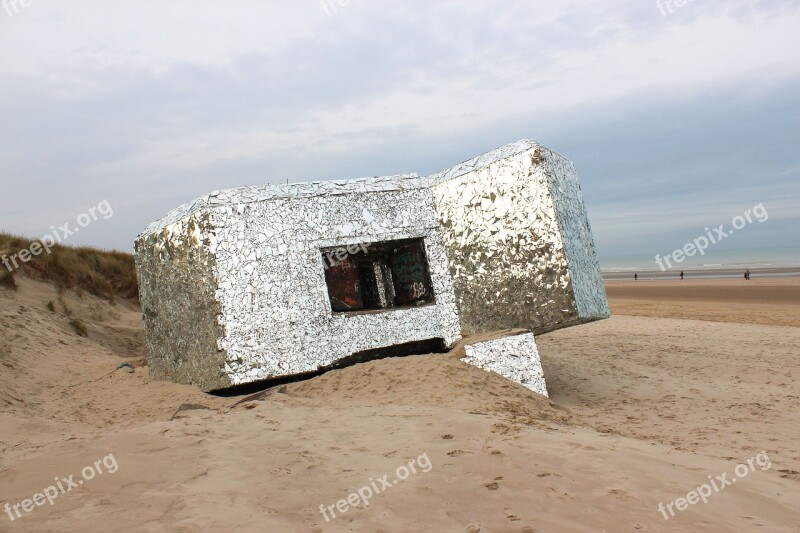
[600,246,800,281]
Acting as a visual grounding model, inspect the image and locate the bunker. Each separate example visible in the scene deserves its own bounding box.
[135,140,609,393]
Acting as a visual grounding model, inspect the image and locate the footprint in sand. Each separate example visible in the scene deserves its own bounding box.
[447,450,470,457]
[483,476,503,490]
[607,488,630,501]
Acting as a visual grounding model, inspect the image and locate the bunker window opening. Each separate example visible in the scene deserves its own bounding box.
[322,238,434,313]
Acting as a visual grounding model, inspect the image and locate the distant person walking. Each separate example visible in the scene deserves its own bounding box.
[634,273,638,281]
[745,269,751,280]
[680,271,684,280]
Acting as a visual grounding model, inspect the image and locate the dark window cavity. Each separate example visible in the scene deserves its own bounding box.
[322,238,435,313]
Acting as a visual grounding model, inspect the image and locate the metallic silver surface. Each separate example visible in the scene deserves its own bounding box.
[135,140,608,392]
[462,333,547,397]
[429,140,609,335]
[136,175,462,391]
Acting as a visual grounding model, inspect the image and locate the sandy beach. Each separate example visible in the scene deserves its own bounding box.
[607,277,800,327]
[1,274,799,532]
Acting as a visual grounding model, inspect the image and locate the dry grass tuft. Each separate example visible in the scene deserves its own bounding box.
[0,270,17,291]
[69,318,88,337]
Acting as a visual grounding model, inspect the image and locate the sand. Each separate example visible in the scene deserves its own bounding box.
[607,277,800,327]
[1,275,798,532]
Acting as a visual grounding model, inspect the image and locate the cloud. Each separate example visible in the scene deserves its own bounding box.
[0,0,798,255]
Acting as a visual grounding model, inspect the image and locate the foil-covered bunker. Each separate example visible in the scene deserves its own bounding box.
[134,140,609,394]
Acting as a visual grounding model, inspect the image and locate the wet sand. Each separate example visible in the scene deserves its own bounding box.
[606,277,800,327]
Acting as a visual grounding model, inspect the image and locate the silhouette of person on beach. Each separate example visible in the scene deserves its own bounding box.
[680,271,684,280]
[634,273,638,281]
[745,269,751,280]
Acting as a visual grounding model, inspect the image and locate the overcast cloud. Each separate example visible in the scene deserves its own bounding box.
[1,0,798,260]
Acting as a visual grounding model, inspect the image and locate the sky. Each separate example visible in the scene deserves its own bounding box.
[1,0,798,265]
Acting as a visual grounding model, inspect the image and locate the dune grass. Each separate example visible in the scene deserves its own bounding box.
[69,317,89,337]
[0,232,138,302]
[0,270,17,291]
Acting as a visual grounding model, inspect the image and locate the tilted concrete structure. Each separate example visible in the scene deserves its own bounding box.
[430,140,608,334]
[134,140,608,393]
[462,333,548,397]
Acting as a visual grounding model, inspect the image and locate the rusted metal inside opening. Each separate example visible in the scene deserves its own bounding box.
[322,238,435,313]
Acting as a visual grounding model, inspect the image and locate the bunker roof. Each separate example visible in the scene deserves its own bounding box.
[139,139,548,238]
